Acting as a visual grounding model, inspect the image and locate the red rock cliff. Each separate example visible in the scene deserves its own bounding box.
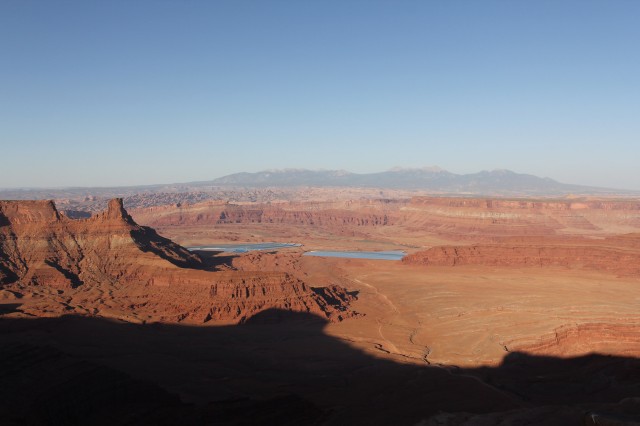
[403,238,640,276]
[0,199,355,323]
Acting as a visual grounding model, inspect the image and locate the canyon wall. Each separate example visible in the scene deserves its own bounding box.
[131,199,401,228]
[129,196,640,242]
[403,238,640,277]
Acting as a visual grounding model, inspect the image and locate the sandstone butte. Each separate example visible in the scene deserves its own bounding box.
[0,198,355,323]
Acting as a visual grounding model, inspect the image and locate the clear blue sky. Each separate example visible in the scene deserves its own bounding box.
[1,0,639,189]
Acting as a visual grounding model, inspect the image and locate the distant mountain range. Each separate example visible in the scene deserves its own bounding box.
[203,167,619,195]
[1,167,635,201]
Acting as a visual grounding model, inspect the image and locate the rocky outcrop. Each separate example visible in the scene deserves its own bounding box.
[0,199,355,323]
[503,322,640,357]
[403,241,640,276]
[0,198,202,288]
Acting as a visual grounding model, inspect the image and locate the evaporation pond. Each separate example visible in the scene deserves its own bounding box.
[187,243,301,253]
[303,250,406,260]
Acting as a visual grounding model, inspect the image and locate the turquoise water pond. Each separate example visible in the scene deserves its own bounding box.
[303,250,405,260]
[187,243,405,260]
[187,243,301,253]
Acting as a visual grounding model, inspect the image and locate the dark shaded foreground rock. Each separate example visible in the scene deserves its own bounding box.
[2,310,640,425]
[0,342,323,426]
[0,343,198,426]
[584,410,640,426]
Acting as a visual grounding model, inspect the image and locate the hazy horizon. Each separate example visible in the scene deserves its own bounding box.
[2,1,639,190]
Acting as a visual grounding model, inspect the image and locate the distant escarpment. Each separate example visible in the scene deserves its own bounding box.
[0,199,355,323]
[129,197,640,243]
[132,199,400,228]
[402,196,640,238]
[403,236,640,277]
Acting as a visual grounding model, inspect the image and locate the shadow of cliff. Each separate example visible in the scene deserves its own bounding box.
[44,259,84,288]
[130,227,206,269]
[0,263,19,285]
[0,211,10,227]
[191,249,239,271]
[0,303,21,315]
[1,309,640,425]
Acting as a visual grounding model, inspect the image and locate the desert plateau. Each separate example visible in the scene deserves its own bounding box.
[2,188,640,425]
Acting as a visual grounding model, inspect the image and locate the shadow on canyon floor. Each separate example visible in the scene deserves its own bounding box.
[0,211,10,227]
[191,249,239,270]
[0,303,21,315]
[44,259,84,288]
[1,307,640,426]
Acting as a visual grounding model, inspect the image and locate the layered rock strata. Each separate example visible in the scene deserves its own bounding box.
[129,196,640,243]
[132,199,399,228]
[402,240,640,277]
[0,199,355,323]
